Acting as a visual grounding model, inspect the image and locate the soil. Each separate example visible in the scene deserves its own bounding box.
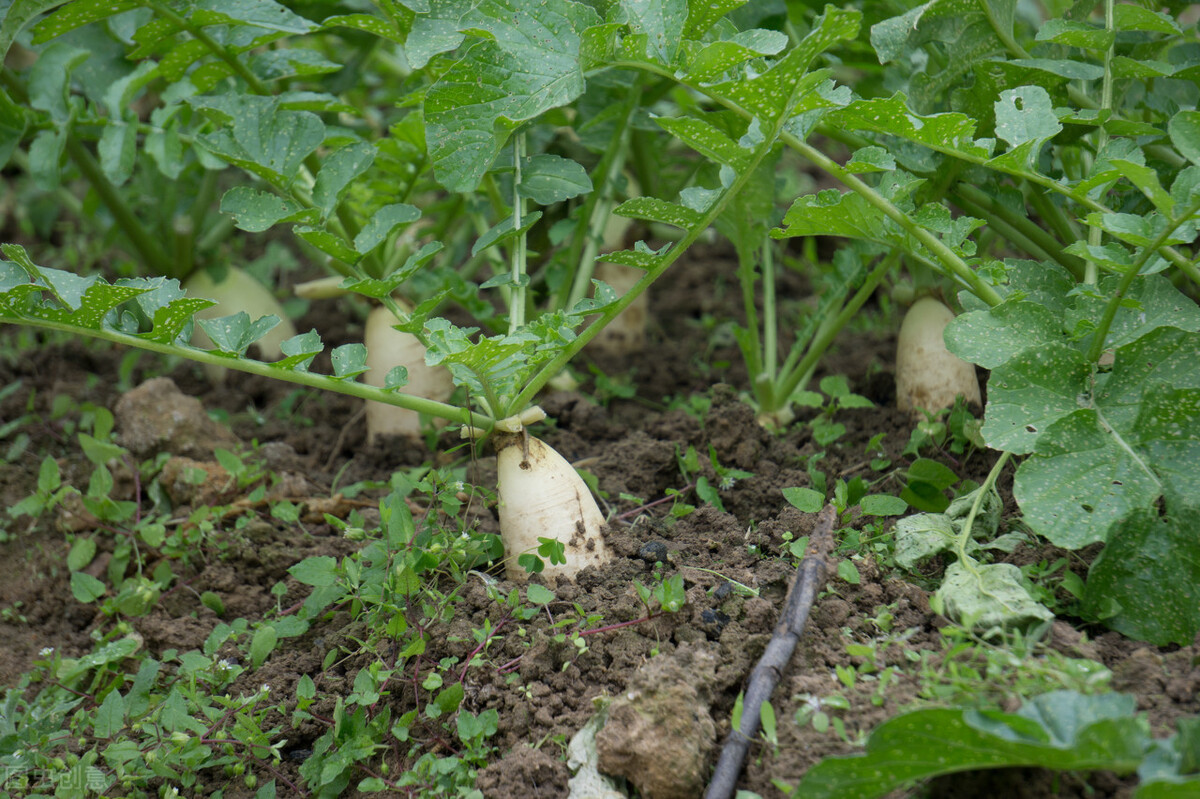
[1,246,1197,799]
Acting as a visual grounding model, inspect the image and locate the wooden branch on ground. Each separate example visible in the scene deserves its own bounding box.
[704,504,837,799]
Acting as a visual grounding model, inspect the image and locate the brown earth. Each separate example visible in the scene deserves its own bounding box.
[1,246,1196,798]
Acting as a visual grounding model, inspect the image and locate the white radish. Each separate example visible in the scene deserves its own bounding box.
[184,266,296,382]
[585,178,647,357]
[494,431,613,582]
[364,304,454,443]
[587,260,647,356]
[895,296,982,414]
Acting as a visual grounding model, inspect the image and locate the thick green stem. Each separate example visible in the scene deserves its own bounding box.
[512,93,810,412]
[776,252,894,403]
[786,137,1004,306]
[148,1,272,96]
[951,452,1012,576]
[12,316,487,428]
[762,241,777,383]
[952,184,1084,278]
[1086,199,1200,362]
[1083,0,1117,286]
[562,84,640,310]
[509,134,527,334]
[65,138,175,277]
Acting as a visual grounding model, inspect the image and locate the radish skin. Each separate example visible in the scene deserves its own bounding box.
[364,305,454,443]
[184,267,296,382]
[586,181,647,356]
[587,261,646,355]
[494,432,613,581]
[895,296,982,413]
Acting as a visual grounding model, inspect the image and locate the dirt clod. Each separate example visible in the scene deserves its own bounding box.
[115,376,239,458]
[596,643,719,799]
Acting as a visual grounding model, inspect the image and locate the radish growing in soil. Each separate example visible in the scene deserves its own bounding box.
[895,296,981,414]
[184,267,297,380]
[493,431,614,580]
[363,304,454,443]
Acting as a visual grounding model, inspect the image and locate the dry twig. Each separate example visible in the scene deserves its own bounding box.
[704,504,837,799]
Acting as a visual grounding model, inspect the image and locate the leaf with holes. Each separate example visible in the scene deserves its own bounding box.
[979,343,1092,455]
[1014,385,1200,549]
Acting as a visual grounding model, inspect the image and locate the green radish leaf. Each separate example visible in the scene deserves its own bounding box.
[845,145,895,173]
[274,330,324,371]
[598,242,670,272]
[1008,58,1103,81]
[471,211,544,256]
[29,42,90,122]
[1015,385,1200,549]
[684,29,788,83]
[330,343,369,379]
[294,227,359,264]
[1083,499,1200,646]
[250,48,341,81]
[98,121,137,186]
[354,204,422,255]
[1065,276,1200,352]
[1112,3,1180,34]
[1083,212,1184,250]
[517,153,592,204]
[32,0,139,44]
[1034,19,1114,51]
[198,312,280,357]
[776,173,923,247]
[979,342,1092,455]
[619,0,687,64]
[342,241,442,297]
[945,300,1064,369]
[404,0,474,69]
[384,366,409,390]
[894,485,1000,570]
[136,282,215,345]
[994,85,1061,149]
[1169,111,1200,167]
[424,0,600,191]
[682,0,741,39]
[191,0,316,33]
[1095,328,1200,431]
[220,187,313,233]
[1,0,71,57]
[893,514,959,571]
[613,196,703,230]
[829,94,990,161]
[321,13,405,45]
[935,561,1053,630]
[313,141,375,221]
[655,116,750,171]
[705,6,859,124]
[1108,159,1174,215]
[1061,242,1134,275]
[190,95,324,187]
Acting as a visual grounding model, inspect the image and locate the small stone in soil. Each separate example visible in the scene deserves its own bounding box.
[699,609,730,638]
[638,540,669,563]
